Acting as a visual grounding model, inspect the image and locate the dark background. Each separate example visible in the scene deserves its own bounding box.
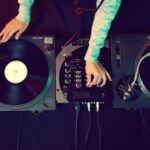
[0,0,150,150]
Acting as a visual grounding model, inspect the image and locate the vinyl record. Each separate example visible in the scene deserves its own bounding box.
[139,55,150,95]
[0,39,49,105]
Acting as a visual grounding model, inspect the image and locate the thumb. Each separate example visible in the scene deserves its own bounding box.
[15,29,23,40]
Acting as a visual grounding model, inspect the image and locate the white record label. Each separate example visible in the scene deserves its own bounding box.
[4,61,28,84]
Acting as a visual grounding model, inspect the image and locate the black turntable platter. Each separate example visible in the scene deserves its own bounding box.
[0,39,49,105]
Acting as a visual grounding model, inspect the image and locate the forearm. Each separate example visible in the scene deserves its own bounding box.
[16,0,34,23]
[84,0,121,63]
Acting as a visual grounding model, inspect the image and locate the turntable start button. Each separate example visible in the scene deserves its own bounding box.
[4,61,28,84]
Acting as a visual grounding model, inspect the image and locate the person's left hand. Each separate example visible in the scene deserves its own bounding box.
[85,61,112,87]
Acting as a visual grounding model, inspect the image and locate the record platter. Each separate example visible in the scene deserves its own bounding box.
[0,36,55,111]
[111,34,150,108]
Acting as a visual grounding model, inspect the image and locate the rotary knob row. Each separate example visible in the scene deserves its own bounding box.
[74,70,83,88]
[64,60,72,85]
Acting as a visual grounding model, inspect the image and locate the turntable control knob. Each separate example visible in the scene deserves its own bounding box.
[115,41,122,68]
[46,44,53,51]
[44,98,53,107]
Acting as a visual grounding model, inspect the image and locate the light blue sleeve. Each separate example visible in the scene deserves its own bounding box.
[16,0,34,23]
[84,0,121,63]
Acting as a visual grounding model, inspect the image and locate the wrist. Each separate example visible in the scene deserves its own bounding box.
[84,58,99,64]
[84,43,102,63]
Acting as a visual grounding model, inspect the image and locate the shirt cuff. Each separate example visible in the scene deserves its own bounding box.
[16,1,34,23]
[84,43,102,63]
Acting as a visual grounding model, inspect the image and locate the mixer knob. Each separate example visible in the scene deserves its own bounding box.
[64,61,70,67]
[75,83,82,88]
[65,68,71,73]
[75,70,82,74]
[101,93,105,98]
[74,74,82,78]
[65,74,71,78]
[65,79,71,84]
[63,93,68,99]
[75,79,82,83]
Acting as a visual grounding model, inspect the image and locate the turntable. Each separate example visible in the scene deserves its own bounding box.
[0,36,55,111]
[111,34,150,108]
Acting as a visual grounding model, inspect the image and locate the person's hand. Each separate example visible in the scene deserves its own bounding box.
[85,61,112,87]
[0,18,29,43]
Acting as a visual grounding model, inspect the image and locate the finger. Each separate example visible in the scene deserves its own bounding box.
[105,71,112,81]
[15,29,24,40]
[3,29,17,43]
[96,76,102,87]
[0,27,7,37]
[0,28,7,43]
[86,73,92,87]
[100,74,107,87]
[2,26,20,42]
[1,28,10,43]
[89,73,99,87]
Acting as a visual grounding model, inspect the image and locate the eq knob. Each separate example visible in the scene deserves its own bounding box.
[74,74,82,78]
[65,68,71,73]
[65,79,71,84]
[75,70,82,74]
[65,74,71,78]
[75,79,82,83]
[75,83,82,88]
[64,61,70,67]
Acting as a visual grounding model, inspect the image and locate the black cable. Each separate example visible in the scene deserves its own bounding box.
[138,109,150,148]
[140,120,150,148]
[96,0,104,10]
[83,104,92,150]
[75,102,80,150]
[16,111,23,150]
[96,111,102,150]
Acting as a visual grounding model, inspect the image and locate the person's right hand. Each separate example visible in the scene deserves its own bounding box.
[0,18,29,43]
[85,61,112,87]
